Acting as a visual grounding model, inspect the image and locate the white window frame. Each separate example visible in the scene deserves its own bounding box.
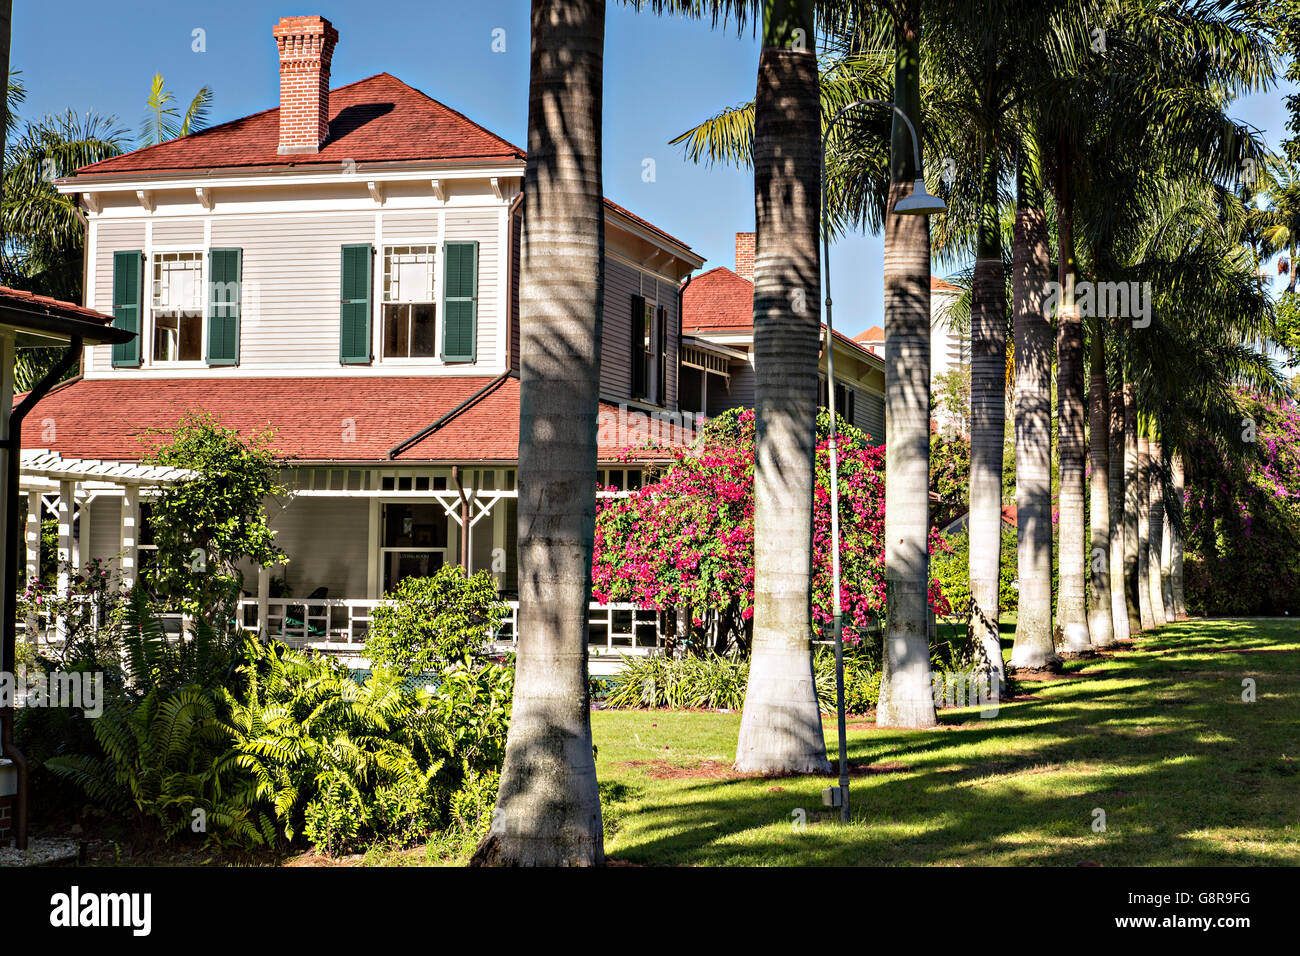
[379,242,441,364]
[147,247,207,368]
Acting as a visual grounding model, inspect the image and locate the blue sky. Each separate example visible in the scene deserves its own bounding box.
[11,1,1297,337]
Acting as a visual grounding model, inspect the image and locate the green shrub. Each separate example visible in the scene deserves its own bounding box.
[931,527,1018,620]
[607,647,882,716]
[49,598,514,856]
[366,567,510,673]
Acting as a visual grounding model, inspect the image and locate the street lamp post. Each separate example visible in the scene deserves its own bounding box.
[821,99,944,824]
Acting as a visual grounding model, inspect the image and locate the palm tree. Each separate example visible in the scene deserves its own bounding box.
[138,73,212,148]
[1107,337,1131,641]
[473,0,606,867]
[732,0,833,773]
[1009,128,1058,669]
[1086,319,1115,646]
[875,0,938,728]
[1122,370,1143,630]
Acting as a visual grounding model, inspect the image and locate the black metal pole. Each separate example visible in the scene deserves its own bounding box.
[1,335,82,849]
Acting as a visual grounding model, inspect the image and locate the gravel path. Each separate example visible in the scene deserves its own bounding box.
[0,837,81,867]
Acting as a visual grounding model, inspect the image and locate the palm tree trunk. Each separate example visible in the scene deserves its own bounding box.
[1170,451,1188,618]
[1054,154,1091,653]
[968,149,1007,689]
[1087,321,1115,647]
[474,0,606,867]
[1148,439,1167,624]
[878,0,937,728]
[1107,374,1130,642]
[1010,139,1057,670]
[735,0,831,772]
[1122,379,1143,631]
[1136,431,1155,630]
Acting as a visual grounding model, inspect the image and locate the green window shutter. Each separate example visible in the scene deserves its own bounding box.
[340,244,373,364]
[111,250,143,368]
[206,248,242,366]
[441,241,479,362]
[630,295,646,398]
[656,305,667,405]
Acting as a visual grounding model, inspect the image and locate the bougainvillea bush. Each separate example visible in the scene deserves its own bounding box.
[592,407,950,654]
[1183,390,1300,615]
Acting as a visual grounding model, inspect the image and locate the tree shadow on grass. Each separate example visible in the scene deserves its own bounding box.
[600,621,1300,866]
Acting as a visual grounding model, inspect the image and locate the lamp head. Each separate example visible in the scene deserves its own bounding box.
[894,177,947,216]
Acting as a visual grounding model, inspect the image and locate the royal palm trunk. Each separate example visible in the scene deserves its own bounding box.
[1107,377,1130,641]
[1148,440,1167,625]
[1086,323,1114,647]
[1170,452,1188,619]
[968,150,1007,689]
[735,0,830,773]
[878,0,937,728]
[1136,432,1155,630]
[476,0,606,867]
[1009,142,1057,670]
[1122,379,1143,631]
[1054,162,1091,653]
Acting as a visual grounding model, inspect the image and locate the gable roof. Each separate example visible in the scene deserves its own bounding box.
[932,276,962,294]
[74,73,524,177]
[681,267,755,334]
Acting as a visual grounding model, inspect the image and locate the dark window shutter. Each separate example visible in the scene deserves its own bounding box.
[656,306,667,405]
[442,241,478,362]
[111,250,143,368]
[206,248,241,366]
[630,295,646,398]
[340,244,373,364]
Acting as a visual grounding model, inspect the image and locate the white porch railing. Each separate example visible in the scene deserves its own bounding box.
[235,597,664,655]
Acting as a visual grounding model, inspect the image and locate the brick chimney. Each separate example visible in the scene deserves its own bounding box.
[734,232,755,280]
[273,15,339,154]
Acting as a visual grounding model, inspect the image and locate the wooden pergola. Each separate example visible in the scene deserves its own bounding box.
[18,451,198,633]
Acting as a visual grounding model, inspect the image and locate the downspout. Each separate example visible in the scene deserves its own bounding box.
[1,334,83,850]
[386,370,513,459]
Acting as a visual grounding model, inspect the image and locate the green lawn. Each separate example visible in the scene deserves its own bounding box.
[591,618,1300,865]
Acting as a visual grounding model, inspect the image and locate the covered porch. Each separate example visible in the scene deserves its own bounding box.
[236,463,667,668]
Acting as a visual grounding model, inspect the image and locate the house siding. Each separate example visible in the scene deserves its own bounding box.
[84,206,507,376]
[600,256,681,408]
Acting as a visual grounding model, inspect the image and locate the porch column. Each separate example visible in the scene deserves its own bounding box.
[492,489,506,590]
[56,480,74,642]
[121,485,140,591]
[24,491,41,643]
[257,565,270,638]
[24,491,40,589]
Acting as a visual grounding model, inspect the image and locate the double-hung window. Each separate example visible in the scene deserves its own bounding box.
[382,245,438,358]
[151,252,204,363]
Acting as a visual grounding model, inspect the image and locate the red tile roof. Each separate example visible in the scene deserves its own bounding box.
[932,276,962,294]
[0,285,112,325]
[69,75,694,256]
[75,73,524,176]
[681,267,754,333]
[20,376,679,464]
[854,325,884,344]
